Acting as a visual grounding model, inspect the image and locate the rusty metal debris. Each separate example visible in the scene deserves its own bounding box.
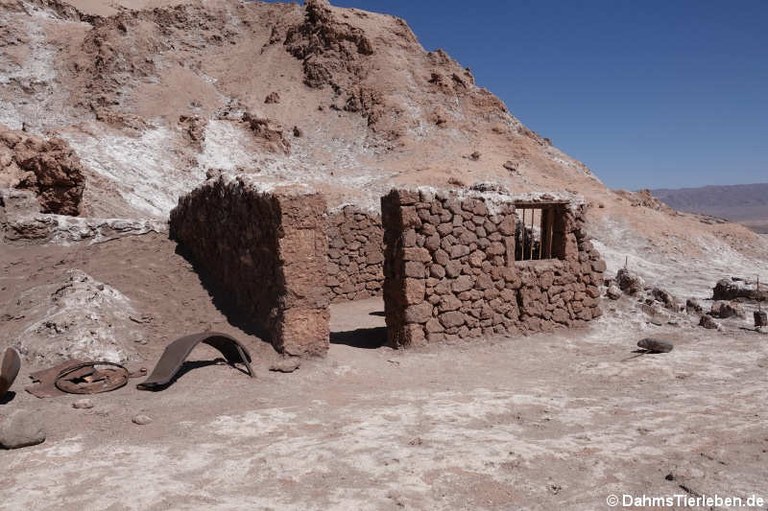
[54,361,130,394]
[137,332,253,391]
[1,347,21,399]
[26,360,146,398]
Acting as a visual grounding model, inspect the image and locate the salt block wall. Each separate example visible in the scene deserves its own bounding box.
[381,189,605,348]
[326,206,384,303]
[169,176,330,356]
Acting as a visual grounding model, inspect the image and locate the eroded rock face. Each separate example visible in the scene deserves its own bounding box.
[283,0,391,132]
[285,0,374,90]
[0,125,85,216]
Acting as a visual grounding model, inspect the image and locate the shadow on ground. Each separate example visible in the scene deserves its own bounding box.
[331,327,388,349]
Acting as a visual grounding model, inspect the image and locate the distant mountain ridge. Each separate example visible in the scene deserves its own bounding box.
[651,183,768,233]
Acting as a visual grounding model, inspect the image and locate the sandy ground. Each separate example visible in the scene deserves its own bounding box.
[1,234,767,510]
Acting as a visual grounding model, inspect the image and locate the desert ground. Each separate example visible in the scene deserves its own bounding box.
[1,233,767,510]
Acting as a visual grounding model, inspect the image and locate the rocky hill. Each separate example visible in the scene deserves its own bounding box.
[0,0,766,287]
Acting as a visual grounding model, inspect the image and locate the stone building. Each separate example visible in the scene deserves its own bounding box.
[381,188,605,348]
[170,176,605,356]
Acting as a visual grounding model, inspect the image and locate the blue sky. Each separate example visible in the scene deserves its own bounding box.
[269,1,768,190]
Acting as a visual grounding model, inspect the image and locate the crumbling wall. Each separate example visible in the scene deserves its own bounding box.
[170,176,330,356]
[326,205,384,302]
[382,188,605,347]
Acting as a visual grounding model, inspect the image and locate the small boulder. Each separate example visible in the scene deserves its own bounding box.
[264,92,281,104]
[710,301,745,319]
[132,415,153,426]
[637,338,674,353]
[606,284,622,300]
[616,268,645,295]
[72,399,94,410]
[685,298,703,315]
[651,287,681,311]
[640,303,668,326]
[269,358,301,373]
[0,410,46,449]
[699,315,719,330]
[713,278,768,301]
[502,161,517,172]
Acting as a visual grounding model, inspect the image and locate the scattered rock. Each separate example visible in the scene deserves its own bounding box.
[614,189,672,211]
[0,410,46,449]
[606,284,622,300]
[640,303,668,326]
[178,115,205,148]
[292,126,303,137]
[470,181,508,194]
[264,91,281,104]
[713,278,768,301]
[241,113,291,154]
[616,268,645,295]
[269,358,301,373]
[132,414,153,426]
[710,300,745,319]
[685,298,703,314]
[468,151,481,161]
[72,398,94,410]
[699,315,719,330]
[755,311,768,328]
[651,287,681,311]
[502,160,517,172]
[637,338,674,353]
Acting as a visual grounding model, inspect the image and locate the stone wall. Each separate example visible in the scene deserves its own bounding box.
[170,176,330,356]
[382,188,605,348]
[326,205,384,303]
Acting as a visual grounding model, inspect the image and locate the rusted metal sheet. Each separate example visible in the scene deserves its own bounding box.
[0,347,21,398]
[137,332,253,391]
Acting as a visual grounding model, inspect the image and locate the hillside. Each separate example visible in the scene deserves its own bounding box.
[652,183,768,233]
[0,0,764,285]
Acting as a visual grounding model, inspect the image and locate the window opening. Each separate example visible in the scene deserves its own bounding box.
[514,204,563,261]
